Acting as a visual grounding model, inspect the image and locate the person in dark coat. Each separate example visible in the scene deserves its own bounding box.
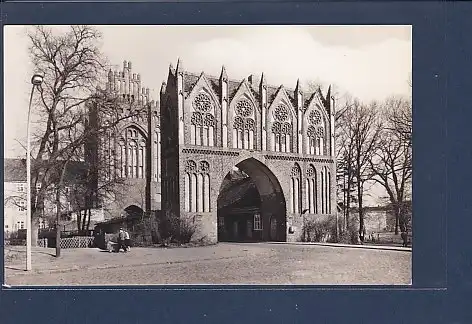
[118,228,127,252]
[401,231,408,247]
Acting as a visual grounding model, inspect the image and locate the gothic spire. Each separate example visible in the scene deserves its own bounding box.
[219,65,228,82]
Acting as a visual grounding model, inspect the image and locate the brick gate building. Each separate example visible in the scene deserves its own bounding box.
[88,59,336,243]
[160,59,337,243]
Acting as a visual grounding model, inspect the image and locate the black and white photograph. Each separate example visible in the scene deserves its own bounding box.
[3,25,412,286]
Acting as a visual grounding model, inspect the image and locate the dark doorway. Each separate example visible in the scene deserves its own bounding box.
[124,205,144,219]
[217,158,286,242]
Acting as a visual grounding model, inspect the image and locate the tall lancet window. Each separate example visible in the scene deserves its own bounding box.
[101,127,114,180]
[270,104,292,153]
[289,164,301,214]
[190,93,215,146]
[323,166,331,214]
[184,160,211,213]
[154,130,161,182]
[305,165,318,214]
[118,127,147,179]
[139,140,145,179]
[232,99,255,149]
[306,109,325,155]
[320,166,331,214]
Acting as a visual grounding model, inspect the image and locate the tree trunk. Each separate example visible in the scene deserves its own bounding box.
[81,208,87,233]
[357,178,365,243]
[394,210,399,235]
[55,186,61,258]
[76,211,82,232]
[86,208,91,232]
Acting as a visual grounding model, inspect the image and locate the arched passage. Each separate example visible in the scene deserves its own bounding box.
[124,205,144,219]
[217,157,286,242]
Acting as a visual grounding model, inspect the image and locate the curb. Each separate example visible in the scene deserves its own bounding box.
[5,255,247,277]
[265,241,412,252]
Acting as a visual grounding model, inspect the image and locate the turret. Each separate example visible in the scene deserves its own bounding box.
[219,65,228,84]
[295,79,303,154]
[176,58,184,75]
[260,73,267,151]
[220,65,228,148]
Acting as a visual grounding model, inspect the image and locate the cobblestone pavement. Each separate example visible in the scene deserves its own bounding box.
[4,243,411,286]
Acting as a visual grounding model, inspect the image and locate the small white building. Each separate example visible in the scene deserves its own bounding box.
[3,159,49,236]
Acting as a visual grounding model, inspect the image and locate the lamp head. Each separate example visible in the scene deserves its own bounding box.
[31,74,44,86]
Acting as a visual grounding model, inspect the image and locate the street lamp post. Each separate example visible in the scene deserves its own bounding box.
[26,73,44,271]
[331,95,338,242]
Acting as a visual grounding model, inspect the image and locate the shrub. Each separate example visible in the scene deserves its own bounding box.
[301,217,337,243]
[337,222,359,244]
[160,216,197,245]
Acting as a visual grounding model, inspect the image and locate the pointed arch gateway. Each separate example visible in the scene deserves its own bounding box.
[217,157,287,242]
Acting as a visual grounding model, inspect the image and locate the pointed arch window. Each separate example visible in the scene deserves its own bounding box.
[319,166,331,214]
[184,160,211,212]
[118,126,147,179]
[154,129,161,182]
[100,127,114,181]
[233,99,255,149]
[271,104,292,152]
[305,165,318,214]
[191,93,215,147]
[306,109,325,155]
[290,164,301,214]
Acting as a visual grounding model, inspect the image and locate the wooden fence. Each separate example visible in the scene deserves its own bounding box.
[59,236,94,249]
[4,237,94,249]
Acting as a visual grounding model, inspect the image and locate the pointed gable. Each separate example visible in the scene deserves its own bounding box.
[304,89,327,113]
[229,79,259,109]
[268,85,296,117]
[183,72,200,96]
[186,72,221,109]
[227,80,241,102]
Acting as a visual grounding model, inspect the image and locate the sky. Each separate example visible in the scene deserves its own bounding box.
[3,25,411,205]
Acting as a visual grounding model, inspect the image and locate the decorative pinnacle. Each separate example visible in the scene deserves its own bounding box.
[220,65,228,81]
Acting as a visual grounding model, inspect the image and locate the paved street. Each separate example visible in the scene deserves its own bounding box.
[4,243,411,286]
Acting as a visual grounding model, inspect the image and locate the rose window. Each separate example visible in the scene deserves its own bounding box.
[203,113,216,127]
[281,122,291,135]
[244,118,255,131]
[309,110,322,125]
[236,99,253,117]
[291,166,301,177]
[191,112,203,126]
[271,121,281,133]
[307,166,316,177]
[199,161,210,173]
[193,93,212,112]
[307,125,317,138]
[274,104,289,122]
[233,116,244,130]
[185,160,197,172]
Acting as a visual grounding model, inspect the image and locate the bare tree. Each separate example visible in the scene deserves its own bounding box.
[338,99,382,242]
[25,25,109,246]
[369,96,412,234]
[26,25,144,248]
